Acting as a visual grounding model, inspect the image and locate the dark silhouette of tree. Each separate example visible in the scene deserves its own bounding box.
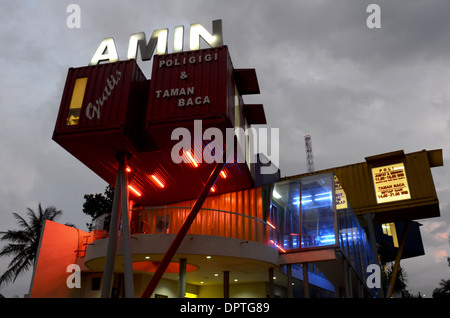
[432,279,450,298]
[387,263,408,297]
[0,203,74,288]
[82,185,114,231]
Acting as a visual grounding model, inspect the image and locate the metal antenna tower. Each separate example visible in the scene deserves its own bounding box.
[304,134,315,172]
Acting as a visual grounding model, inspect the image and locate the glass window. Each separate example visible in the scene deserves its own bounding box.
[270,180,301,251]
[91,277,101,291]
[300,173,336,248]
[66,77,88,126]
[269,172,337,251]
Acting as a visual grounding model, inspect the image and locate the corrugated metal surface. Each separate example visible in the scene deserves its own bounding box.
[335,150,441,222]
[52,50,258,208]
[54,60,148,137]
[146,46,234,125]
[283,149,442,223]
[131,187,267,243]
[52,60,150,192]
[125,135,254,206]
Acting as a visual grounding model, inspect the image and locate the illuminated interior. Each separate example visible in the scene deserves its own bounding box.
[382,223,399,247]
[66,77,88,126]
[269,172,377,296]
[269,173,337,251]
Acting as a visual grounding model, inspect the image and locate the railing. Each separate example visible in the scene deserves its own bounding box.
[92,206,273,245]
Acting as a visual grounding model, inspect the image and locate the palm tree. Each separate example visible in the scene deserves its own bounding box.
[0,203,74,288]
[432,279,450,298]
[386,263,408,297]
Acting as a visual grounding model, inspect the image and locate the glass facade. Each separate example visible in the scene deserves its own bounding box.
[269,172,378,297]
[269,172,337,251]
[91,171,378,297]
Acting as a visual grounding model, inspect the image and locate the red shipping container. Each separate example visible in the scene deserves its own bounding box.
[147,46,234,125]
[52,60,150,186]
[52,49,264,207]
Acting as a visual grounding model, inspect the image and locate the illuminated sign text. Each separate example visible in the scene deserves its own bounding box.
[86,70,122,120]
[371,163,411,204]
[89,20,223,65]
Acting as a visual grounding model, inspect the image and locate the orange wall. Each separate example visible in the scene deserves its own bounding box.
[30,220,91,298]
[131,187,268,243]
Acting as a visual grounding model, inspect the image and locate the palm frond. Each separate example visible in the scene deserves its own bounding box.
[0,203,68,288]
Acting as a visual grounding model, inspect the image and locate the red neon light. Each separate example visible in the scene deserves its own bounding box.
[126,167,131,173]
[185,151,199,167]
[267,221,276,229]
[220,171,227,179]
[128,185,141,197]
[210,186,216,192]
[151,175,165,188]
[270,240,286,253]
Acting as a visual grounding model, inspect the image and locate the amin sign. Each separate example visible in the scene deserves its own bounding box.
[89,20,223,65]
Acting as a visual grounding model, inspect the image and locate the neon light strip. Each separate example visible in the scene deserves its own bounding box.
[315,196,332,201]
[128,185,141,197]
[266,221,276,229]
[270,240,286,253]
[186,151,198,167]
[151,175,165,188]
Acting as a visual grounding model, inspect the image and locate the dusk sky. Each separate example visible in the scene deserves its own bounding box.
[0,0,449,297]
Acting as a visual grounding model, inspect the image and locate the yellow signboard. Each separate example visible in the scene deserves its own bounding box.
[372,163,411,204]
[334,175,348,209]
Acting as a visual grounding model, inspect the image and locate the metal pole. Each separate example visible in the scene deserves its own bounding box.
[101,164,123,298]
[268,267,274,298]
[120,155,134,298]
[387,220,411,298]
[141,160,226,298]
[302,263,310,298]
[286,264,293,298]
[178,258,187,298]
[223,270,230,298]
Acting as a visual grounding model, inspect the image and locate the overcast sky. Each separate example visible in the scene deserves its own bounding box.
[0,0,449,298]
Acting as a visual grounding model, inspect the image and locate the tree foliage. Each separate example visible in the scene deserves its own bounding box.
[432,279,450,298]
[82,185,114,231]
[0,203,73,288]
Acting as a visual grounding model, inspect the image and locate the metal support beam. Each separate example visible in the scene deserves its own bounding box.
[286,264,293,298]
[364,213,385,298]
[120,155,134,298]
[178,258,187,298]
[141,160,226,298]
[302,263,310,298]
[101,154,134,298]
[223,270,230,298]
[268,267,274,298]
[101,160,123,298]
[387,220,411,298]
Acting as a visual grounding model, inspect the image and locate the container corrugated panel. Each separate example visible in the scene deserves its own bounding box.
[284,149,441,223]
[52,60,149,188]
[146,46,234,126]
[334,150,441,222]
[132,187,267,243]
[54,60,148,139]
